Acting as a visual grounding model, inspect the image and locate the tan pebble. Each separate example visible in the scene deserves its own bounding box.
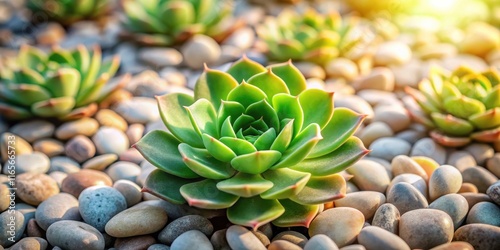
[458,183,478,193]
[33,139,64,157]
[61,169,113,198]
[82,154,118,171]
[95,109,128,131]
[460,193,492,210]
[55,118,99,140]
[430,241,474,250]
[114,235,156,250]
[309,207,365,247]
[16,173,59,206]
[1,132,33,162]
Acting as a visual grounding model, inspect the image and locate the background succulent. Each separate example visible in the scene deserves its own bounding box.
[121,0,242,46]
[27,0,113,25]
[135,56,368,230]
[406,66,500,147]
[257,8,373,65]
[0,45,124,120]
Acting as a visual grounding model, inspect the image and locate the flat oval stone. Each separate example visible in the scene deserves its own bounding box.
[460,193,492,210]
[347,160,391,193]
[105,161,141,183]
[114,97,159,124]
[79,186,127,232]
[358,122,394,147]
[114,235,156,250]
[9,236,48,250]
[487,181,500,205]
[148,244,170,250]
[374,41,412,66]
[309,207,365,247]
[461,167,498,193]
[55,118,99,140]
[388,173,427,198]
[391,155,428,180]
[49,156,80,174]
[10,120,54,142]
[211,229,230,250]
[95,109,128,131]
[47,220,104,250]
[35,193,81,230]
[226,225,266,250]
[11,152,50,174]
[387,182,428,214]
[429,242,474,250]
[33,139,64,157]
[105,202,168,237]
[411,138,447,165]
[0,210,25,247]
[126,124,144,145]
[447,151,476,172]
[335,95,374,122]
[372,105,410,133]
[453,224,500,250]
[304,234,339,250]
[181,35,221,69]
[334,191,386,219]
[119,148,144,164]
[358,226,410,250]
[93,127,129,155]
[369,138,411,161]
[113,180,142,207]
[82,154,118,171]
[464,143,494,166]
[0,184,9,212]
[429,194,468,230]
[466,201,500,226]
[1,132,33,162]
[486,153,500,178]
[399,209,454,249]
[158,215,213,245]
[429,165,463,201]
[171,230,213,250]
[49,171,68,188]
[272,231,308,248]
[16,173,59,206]
[61,169,113,198]
[268,240,301,250]
[372,203,400,234]
[65,135,96,163]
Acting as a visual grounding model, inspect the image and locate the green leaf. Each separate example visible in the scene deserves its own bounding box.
[484,85,500,109]
[231,150,282,174]
[45,68,80,98]
[227,197,285,230]
[469,108,500,130]
[227,56,267,83]
[178,143,235,180]
[233,114,255,133]
[48,48,76,66]
[185,99,219,138]
[254,128,277,150]
[161,1,194,31]
[217,101,245,128]
[246,100,280,132]
[299,89,334,129]
[261,168,310,200]
[443,96,486,119]
[18,45,46,70]
[275,40,304,60]
[194,68,238,110]
[1,83,52,107]
[219,137,257,155]
[270,119,294,153]
[308,108,366,158]
[71,45,90,75]
[134,130,198,178]
[292,137,369,176]
[268,61,307,96]
[77,46,101,100]
[227,81,267,108]
[216,172,273,197]
[247,69,290,103]
[290,174,346,205]
[0,102,31,120]
[31,97,76,118]
[220,117,237,138]
[157,93,203,147]
[272,93,303,137]
[202,133,236,162]
[143,169,189,204]
[431,113,474,136]
[180,179,239,209]
[272,199,320,228]
[14,68,45,85]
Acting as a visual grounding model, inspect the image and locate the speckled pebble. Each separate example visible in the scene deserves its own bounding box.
[387,182,428,214]
[429,165,463,201]
[61,169,113,198]
[159,215,213,245]
[388,173,427,198]
[466,202,500,226]
[399,209,454,249]
[429,194,469,230]
[16,173,59,206]
[35,193,81,230]
[453,224,500,250]
[171,230,213,250]
[309,207,365,247]
[372,203,400,234]
[79,186,127,232]
[9,237,48,250]
[0,210,25,247]
[47,220,104,250]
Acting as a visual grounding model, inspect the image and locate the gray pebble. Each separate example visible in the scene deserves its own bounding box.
[159,215,213,245]
[65,135,96,163]
[93,127,129,155]
[447,151,476,172]
[9,236,48,250]
[138,47,182,67]
[114,97,160,124]
[487,181,500,205]
[399,209,454,249]
[466,202,500,226]
[113,180,142,207]
[226,225,266,250]
[388,173,427,198]
[429,194,468,230]
[49,156,80,173]
[410,138,447,164]
[79,186,127,232]
[358,226,410,250]
[387,182,428,214]
[428,165,462,201]
[10,120,54,142]
[462,167,498,193]
[7,152,50,174]
[106,161,141,182]
[47,220,104,250]
[454,224,500,250]
[464,143,494,166]
[369,138,411,161]
[171,230,213,250]
[0,210,25,247]
[346,160,391,193]
[211,229,230,250]
[304,234,339,250]
[372,203,400,234]
[35,193,81,230]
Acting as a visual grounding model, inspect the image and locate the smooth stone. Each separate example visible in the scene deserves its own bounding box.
[35,193,81,230]
[125,69,169,96]
[304,234,339,250]
[114,97,159,124]
[460,193,493,210]
[105,161,141,183]
[334,191,386,219]
[325,58,358,81]
[148,244,170,250]
[339,245,366,250]
[447,151,476,172]
[391,155,428,180]
[105,202,168,237]
[158,215,213,245]
[126,124,145,145]
[113,180,142,207]
[374,41,412,66]
[268,240,301,250]
[258,223,273,240]
[79,186,127,232]
[358,122,394,147]
[226,225,266,250]
[358,226,410,250]
[92,127,130,155]
[0,210,25,247]
[294,61,326,79]
[486,153,500,178]
[464,143,494,166]
[171,230,213,250]
[430,242,474,250]
[429,165,463,201]
[372,203,400,234]
[65,135,96,163]
[82,154,118,171]
[144,198,225,220]
[363,157,392,177]
[1,132,33,162]
[47,220,104,250]
[400,209,454,249]
[95,109,128,132]
[459,183,478,193]
[453,224,500,250]
[272,231,308,248]
[14,203,36,224]
[0,184,9,212]
[386,182,428,214]
[347,160,391,193]
[334,95,374,122]
[395,129,427,145]
[49,156,80,173]
[139,47,182,67]
[61,169,113,198]
[16,173,59,206]
[429,194,469,230]
[461,167,498,193]
[460,22,500,57]
[309,207,365,247]
[119,148,144,165]
[487,181,500,205]
[410,138,447,165]
[33,139,64,157]
[10,120,54,142]
[357,90,398,106]
[114,235,157,250]
[55,118,99,140]
[252,230,270,246]
[223,27,255,50]
[27,219,45,238]
[9,237,48,250]
[466,202,500,226]
[353,67,395,92]
[369,138,411,161]
[181,35,221,69]
[211,229,230,250]
[387,174,427,199]
[9,152,50,174]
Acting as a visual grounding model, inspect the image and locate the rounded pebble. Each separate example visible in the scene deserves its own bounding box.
[369,138,411,161]
[114,97,159,124]
[429,165,463,201]
[487,181,500,205]
[114,235,157,250]
[65,135,96,163]
[304,234,339,250]
[61,169,113,198]
[372,203,400,234]
[358,226,410,250]
[0,210,25,247]
[347,160,391,193]
[55,118,99,140]
[35,193,81,230]
[16,173,59,206]
[410,138,447,164]
[113,180,142,207]
[159,215,213,245]
[9,237,48,250]
[334,191,386,219]
[461,167,498,193]
[33,138,64,157]
[46,220,104,250]
[82,154,118,171]
[10,120,54,142]
[10,152,50,174]
[79,186,127,232]
[49,156,80,173]
[391,155,428,180]
[226,225,266,250]
[386,182,428,214]
[181,35,221,69]
[466,202,500,226]
[171,230,213,250]
[399,209,454,249]
[105,202,168,237]
[272,231,308,248]
[309,207,365,247]
[454,224,500,250]
[92,127,130,155]
[106,161,141,182]
[429,194,469,230]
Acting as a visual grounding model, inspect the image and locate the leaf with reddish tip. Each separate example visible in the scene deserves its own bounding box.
[431,113,474,136]
[216,172,273,197]
[299,89,334,129]
[0,102,31,120]
[227,196,285,231]
[227,55,267,83]
[471,127,500,143]
[272,123,322,169]
[231,150,282,174]
[143,169,189,204]
[32,97,76,117]
[469,108,500,130]
[290,173,346,205]
[272,199,320,228]
[178,143,235,180]
[268,61,307,96]
[194,68,238,110]
[261,168,310,200]
[405,86,441,114]
[180,179,239,209]
[430,130,471,147]
[202,133,236,162]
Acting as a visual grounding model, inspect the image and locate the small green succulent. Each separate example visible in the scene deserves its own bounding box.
[135,56,368,230]
[257,8,369,65]
[121,0,240,46]
[0,45,123,120]
[406,66,500,147]
[27,0,112,25]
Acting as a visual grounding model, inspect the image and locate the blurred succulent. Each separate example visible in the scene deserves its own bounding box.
[0,45,125,120]
[121,0,242,46]
[27,0,112,25]
[135,56,368,229]
[406,66,500,147]
[257,8,372,65]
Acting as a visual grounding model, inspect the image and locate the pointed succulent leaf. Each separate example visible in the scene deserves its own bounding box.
[71,45,90,75]
[275,40,304,60]
[272,93,303,136]
[219,137,257,155]
[143,169,189,204]
[178,143,234,180]
[270,119,294,153]
[272,123,322,169]
[469,108,500,130]
[202,133,236,162]
[77,46,102,99]
[194,68,238,110]
[272,199,320,228]
[227,197,285,231]
[0,102,31,120]
[18,45,46,70]
[268,61,307,96]
[75,73,109,106]
[430,130,471,147]
[220,117,237,138]
[218,100,245,127]
[247,69,290,102]
[483,85,500,109]
[31,97,76,117]
[180,179,239,209]
[98,55,121,78]
[231,150,282,174]
[253,128,277,150]
[290,174,346,205]
[227,56,267,83]
[14,68,45,85]
[185,99,219,138]
[45,68,80,98]
[405,86,441,114]
[161,1,195,31]
[441,81,462,100]
[1,84,52,107]
[134,130,198,178]
[227,81,267,108]
[482,69,500,86]
[246,100,280,132]
[260,168,310,200]
[48,48,76,66]
[233,114,255,133]
[443,96,486,119]
[216,172,273,197]
[431,113,474,136]
[471,127,500,142]
[299,89,334,129]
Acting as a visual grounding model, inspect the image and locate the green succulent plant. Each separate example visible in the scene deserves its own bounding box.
[0,45,123,120]
[406,66,500,147]
[135,56,368,230]
[27,0,112,25]
[121,0,241,46]
[257,8,370,65]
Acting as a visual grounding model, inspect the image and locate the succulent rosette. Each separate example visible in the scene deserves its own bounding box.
[121,0,242,46]
[27,0,112,25]
[406,66,500,147]
[0,45,124,120]
[135,56,368,230]
[257,8,373,65]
